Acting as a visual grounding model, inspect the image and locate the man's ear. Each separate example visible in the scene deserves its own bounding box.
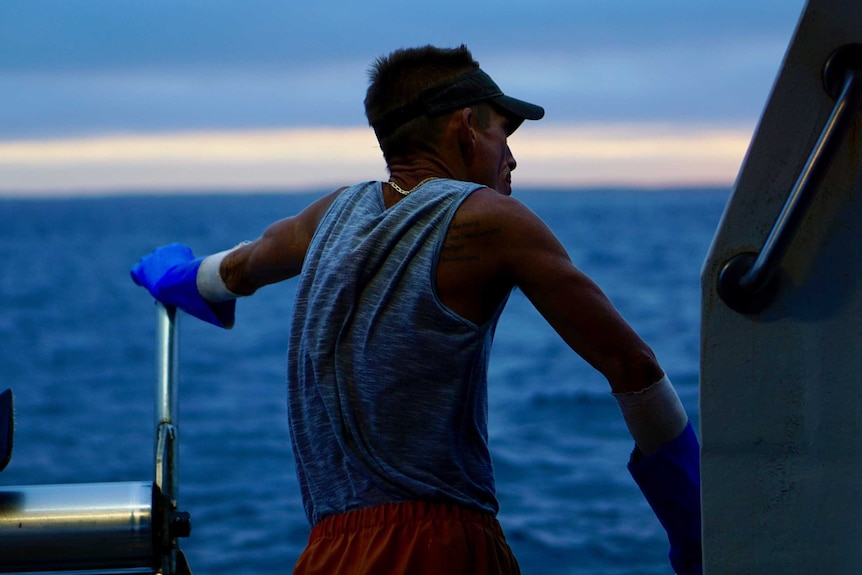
[457,107,477,162]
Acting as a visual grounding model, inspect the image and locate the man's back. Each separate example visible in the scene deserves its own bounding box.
[289,180,508,525]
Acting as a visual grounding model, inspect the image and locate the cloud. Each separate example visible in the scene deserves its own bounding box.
[0,0,801,196]
[511,123,752,188]
[0,0,805,140]
[0,123,752,196]
[0,128,384,195]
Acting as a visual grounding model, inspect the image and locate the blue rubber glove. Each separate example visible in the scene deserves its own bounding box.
[131,243,236,328]
[628,421,702,575]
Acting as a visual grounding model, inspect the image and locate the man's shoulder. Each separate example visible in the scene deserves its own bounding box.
[458,187,535,225]
[453,188,564,263]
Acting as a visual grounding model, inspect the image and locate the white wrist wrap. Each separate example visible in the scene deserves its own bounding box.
[196,247,242,302]
[613,375,688,456]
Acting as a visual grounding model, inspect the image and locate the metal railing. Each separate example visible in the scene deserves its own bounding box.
[718,44,862,314]
[154,303,192,575]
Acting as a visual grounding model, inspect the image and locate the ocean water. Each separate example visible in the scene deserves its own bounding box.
[0,188,727,574]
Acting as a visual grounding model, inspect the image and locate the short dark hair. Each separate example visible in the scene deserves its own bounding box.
[365,45,480,160]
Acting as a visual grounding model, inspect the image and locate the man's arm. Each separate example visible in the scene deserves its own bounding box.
[218,189,341,295]
[485,193,661,393]
[130,189,341,327]
[483,192,701,574]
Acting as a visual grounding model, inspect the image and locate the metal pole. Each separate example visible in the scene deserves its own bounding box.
[155,302,182,575]
[155,302,179,503]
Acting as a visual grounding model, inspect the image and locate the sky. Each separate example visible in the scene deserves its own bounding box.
[0,0,808,196]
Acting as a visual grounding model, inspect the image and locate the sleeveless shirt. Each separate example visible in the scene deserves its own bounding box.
[287,179,510,525]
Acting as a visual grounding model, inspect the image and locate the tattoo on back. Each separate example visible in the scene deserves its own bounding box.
[441,220,502,263]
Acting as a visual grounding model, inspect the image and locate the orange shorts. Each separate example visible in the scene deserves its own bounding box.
[292,501,521,575]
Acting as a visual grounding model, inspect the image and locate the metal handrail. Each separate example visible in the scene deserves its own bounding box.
[718,44,862,314]
[155,303,179,505]
[155,303,192,575]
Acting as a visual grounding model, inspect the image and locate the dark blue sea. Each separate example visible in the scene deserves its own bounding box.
[0,188,727,574]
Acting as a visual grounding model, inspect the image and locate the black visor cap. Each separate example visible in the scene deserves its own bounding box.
[373,68,544,138]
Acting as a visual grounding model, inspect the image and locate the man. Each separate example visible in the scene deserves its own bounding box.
[131,45,701,575]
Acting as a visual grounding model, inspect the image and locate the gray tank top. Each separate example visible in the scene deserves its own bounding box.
[287,179,509,525]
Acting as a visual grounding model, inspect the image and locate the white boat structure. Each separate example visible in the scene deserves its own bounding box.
[701,0,862,572]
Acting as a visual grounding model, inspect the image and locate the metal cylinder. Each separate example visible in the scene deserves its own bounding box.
[0,481,156,573]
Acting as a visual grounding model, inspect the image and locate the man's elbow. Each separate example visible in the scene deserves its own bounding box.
[605,347,664,394]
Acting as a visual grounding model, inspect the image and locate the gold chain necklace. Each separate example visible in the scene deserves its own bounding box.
[387,177,439,196]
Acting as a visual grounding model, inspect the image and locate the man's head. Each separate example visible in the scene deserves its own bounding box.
[364,45,544,162]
